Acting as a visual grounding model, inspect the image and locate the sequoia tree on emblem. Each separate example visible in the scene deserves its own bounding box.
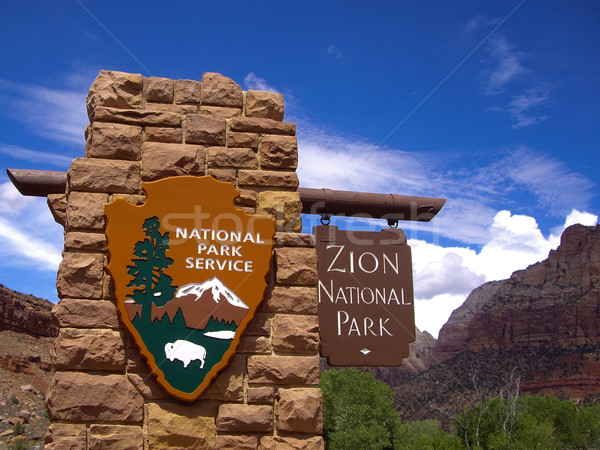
[105,176,275,401]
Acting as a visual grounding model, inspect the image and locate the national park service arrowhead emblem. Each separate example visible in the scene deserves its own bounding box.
[105,176,275,401]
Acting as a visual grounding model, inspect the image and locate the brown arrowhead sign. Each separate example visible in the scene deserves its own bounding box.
[105,176,275,401]
[315,225,415,366]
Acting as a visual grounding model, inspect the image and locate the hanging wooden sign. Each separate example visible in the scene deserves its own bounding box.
[105,176,275,401]
[315,225,415,366]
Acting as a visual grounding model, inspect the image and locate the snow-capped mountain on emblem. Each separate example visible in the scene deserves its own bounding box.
[151,277,249,329]
[176,278,249,309]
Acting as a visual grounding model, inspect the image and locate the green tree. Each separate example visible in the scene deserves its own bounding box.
[320,368,400,449]
[127,216,176,320]
[454,393,600,449]
[395,419,462,449]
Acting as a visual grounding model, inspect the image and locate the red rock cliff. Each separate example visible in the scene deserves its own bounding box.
[0,284,57,337]
[433,224,600,396]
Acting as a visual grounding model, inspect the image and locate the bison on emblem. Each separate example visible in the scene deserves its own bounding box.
[165,340,207,369]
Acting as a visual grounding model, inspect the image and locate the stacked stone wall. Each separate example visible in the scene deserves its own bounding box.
[45,70,323,449]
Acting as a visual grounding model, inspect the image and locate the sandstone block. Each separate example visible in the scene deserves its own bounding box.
[216,435,258,449]
[245,90,285,121]
[186,114,226,145]
[201,354,244,402]
[245,313,271,336]
[258,191,302,232]
[275,247,318,285]
[200,105,241,118]
[227,131,259,148]
[238,170,299,189]
[127,373,168,400]
[260,436,325,450]
[248,386,275,404]
[201,72,243,107]
[86,70,142,118]
[69,158,140,194]
[56,252,104,299]
[208,168,236,183]
[125,346,148,372]
[207,146,257,169]
[261,286,318,314]
[66,192,109,231]
[146,402,216,449]
[52,299,118,329]
[274,232,316,248]
[87,122,142,160]
[47,372,143,422]
[88,424,143,450]
[145,103,198,114]
[141,142,204,180]
[276,388,323,434]
[216,404,273,433]
[175,79,202,104]
[52,328,125,371]
[260,135,298,169]
[237,188,257,206]
[273,314,319,354]
[230,117,296,135]
[145,126,182,143]
[47,193,67,226]
[64,232,107,251]
[240,335,272,354]
[110,193,146,205]
[93,106,181,126]
[103,271,115,299]
[44,423,86,450]
[248,355,320,385]
[147,76,174,103]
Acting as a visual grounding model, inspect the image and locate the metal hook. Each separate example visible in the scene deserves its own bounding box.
[387,218,398,228]
[320,213,331,225]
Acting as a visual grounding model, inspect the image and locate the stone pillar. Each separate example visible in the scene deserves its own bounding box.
[45,71,323,449]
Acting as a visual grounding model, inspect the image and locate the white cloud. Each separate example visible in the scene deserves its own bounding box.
[502,147,595,215]
[463,15,500,34]
[549,209,598,248]
[0,182,63,271]
[297,115,595,247]
[489,86,551,128]
[327,45,343,59]
[415,294,466,339]
[485,36,528,94]
[0,143,74,168]
[476,31,552,128]
[475,210,552,281]
[244,72,280,93]
[0,78,88,147]
[412,209,598,337]
[297,119,433,195]
[414,251,485,300]
[0,181,34,216]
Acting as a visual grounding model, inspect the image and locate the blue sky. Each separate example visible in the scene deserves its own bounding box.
[0,1,598,337]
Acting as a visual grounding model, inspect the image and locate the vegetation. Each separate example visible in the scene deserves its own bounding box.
[395,420,462,449]
[321,368,401,449]
[322,368,600,449]
[454,394,600,449]
[12,423,25,436]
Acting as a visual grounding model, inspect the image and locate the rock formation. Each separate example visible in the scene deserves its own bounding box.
[0,284,57,338]
[367,328,437,386]
[435,224,600,360]
[393,223,600,424]
[0,285,55,448]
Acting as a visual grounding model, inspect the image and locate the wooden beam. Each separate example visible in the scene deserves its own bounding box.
[7,168,67,196]
[7,168,446,222]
